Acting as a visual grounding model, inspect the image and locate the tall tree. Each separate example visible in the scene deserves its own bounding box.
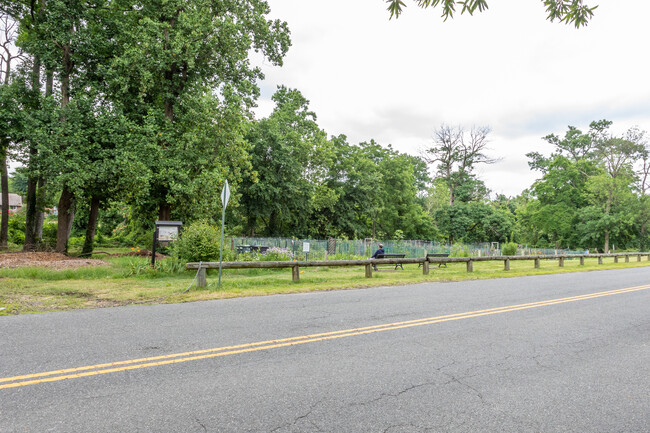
[423,124,495,206]
[587,127,644,252]
[527,120,646,251]
[108,0,291,223]
[239,86,325,237]
[0,12,22,248]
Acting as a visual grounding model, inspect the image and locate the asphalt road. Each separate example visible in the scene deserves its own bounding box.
[1,268,649,432]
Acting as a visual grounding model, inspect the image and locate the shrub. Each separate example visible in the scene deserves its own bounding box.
[175,221,221,262]
[41,221,58,247]
[8,212,25,245]
[502,242,518,256]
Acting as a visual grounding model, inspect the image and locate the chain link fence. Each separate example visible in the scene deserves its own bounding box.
[228,237,587,259]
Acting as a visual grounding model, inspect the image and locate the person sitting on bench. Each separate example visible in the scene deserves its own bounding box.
[371,244,385,270]
[371,244,384,259]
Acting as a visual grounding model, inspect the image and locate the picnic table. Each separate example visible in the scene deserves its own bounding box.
[236,245,269,254]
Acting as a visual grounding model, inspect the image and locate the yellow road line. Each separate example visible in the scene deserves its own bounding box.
[1,285,648,390]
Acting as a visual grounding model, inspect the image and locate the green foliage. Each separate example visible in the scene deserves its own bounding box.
[385,0,596,28]
[449,244,469,257]
[434,202,513,244]
[175,221,221,262]
[525,120,646,251]
[502,242,518,256]
[122,256,186,277]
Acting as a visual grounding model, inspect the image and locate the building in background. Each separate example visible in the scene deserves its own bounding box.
[0,193,23,214]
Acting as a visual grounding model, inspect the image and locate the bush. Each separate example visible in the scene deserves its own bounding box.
[8,212,25,245]
[502,242,518,256]
[175,221,221,262]
[41,221,58,248]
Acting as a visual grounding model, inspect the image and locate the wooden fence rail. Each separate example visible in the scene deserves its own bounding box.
[186,253,650,287]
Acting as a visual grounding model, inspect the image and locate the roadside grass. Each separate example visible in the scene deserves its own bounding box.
[1,255,649,315]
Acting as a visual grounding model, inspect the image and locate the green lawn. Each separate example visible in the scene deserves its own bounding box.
[1,254,649,315]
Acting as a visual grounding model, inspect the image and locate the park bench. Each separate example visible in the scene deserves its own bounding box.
[426,253,449,267]
[374,253,406,270]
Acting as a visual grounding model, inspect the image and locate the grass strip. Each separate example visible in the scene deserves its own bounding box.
[1,255,649,315]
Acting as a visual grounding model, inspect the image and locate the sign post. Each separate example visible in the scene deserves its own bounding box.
[152,221,182,267]
[218,180,230,288]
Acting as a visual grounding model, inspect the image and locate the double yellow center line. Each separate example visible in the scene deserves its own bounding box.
[2,285,648,390]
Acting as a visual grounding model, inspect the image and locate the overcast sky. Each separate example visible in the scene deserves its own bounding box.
[252,0,650,197]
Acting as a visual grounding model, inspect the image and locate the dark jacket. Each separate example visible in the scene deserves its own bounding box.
[371,248,385,259]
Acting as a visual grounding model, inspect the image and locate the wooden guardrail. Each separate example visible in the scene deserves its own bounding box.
[186,253,650,287]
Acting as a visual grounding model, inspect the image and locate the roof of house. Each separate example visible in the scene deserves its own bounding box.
[0,193,23,207]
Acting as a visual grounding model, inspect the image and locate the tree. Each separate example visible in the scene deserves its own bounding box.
[527,120,646,251]
[0,12,22,248]
[634,128,650,250]
[434,201,513,244]
[376,150,435,240]
[423,124,495,206]
[385,0,598,27]
[316,135,384,239]
[587,130,644,252]
[239,87,325,237]
[107,0,291,224]
[528,155,595,248]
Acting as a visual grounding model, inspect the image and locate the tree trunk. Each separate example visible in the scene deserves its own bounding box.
[55,186,75,253]
[35,70,53,240]
[603,187,613,253]
[23,55,42,251]
[158,204,171,221]
[156,99,175,220]
[36,177,46,239]
[0,148,9,249]
[54,42,75,254]
[640,216,648,252]
[82,195,100,255]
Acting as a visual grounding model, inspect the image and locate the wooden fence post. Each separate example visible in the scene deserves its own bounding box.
[559,257,564,267]
[580,256,584,266]
[292,266,300,282]
[598,256,603,264]
[197,266,207,288]
[422,261,430,275]
[504,258,510,271]
[614,256,618,263]
[625,255,629,263]
[534,258,540,269]
[638,254,642,262]
[466,259,473,272]
[365,264,373,278]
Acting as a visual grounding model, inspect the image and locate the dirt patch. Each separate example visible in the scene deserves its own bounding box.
[0,252,109,270]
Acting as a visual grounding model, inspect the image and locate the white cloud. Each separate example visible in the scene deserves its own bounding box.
[254,0,650,196]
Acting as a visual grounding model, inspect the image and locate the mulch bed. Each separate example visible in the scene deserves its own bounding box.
[0,252,110,270]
